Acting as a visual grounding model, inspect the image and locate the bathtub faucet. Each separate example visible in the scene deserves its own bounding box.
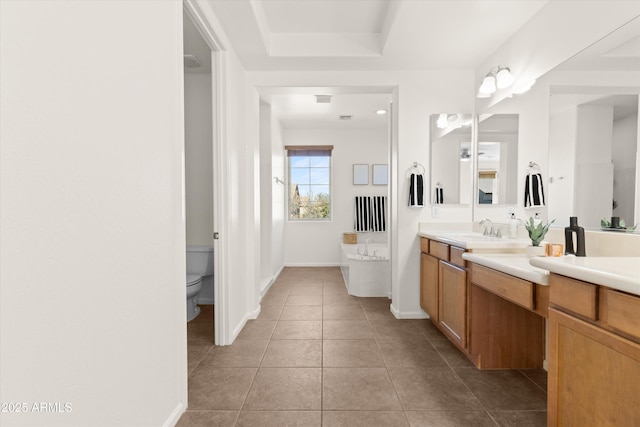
[364,238,374,256]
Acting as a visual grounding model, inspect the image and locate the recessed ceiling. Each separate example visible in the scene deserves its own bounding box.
[267,92,392,130]
[206,0,548,71]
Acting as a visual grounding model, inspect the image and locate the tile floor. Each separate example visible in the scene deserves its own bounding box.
[178,267,547,426]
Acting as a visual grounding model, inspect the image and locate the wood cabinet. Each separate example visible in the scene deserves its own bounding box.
[438,260,467,348]
[420,238,467,349]
[548,273,640,426]
[420,252,439,322]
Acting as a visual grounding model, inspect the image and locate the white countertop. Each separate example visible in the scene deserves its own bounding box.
[418,230,531,250]
[529,256,640,296]
[462,253,549,285]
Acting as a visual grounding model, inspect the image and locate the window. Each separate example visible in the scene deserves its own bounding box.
[286,145,333,220]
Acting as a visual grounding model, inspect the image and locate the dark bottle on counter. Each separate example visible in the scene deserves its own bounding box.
[565,216,586,256]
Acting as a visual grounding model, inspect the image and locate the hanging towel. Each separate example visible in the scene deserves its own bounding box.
[524,172,545,208]
[409,173,424,208]
[354,196,371,232]
[433,185,444,204]
[370,196,387,232]
[354,196,387,232]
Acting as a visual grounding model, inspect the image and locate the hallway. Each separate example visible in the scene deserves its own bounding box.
[179,267,547,426]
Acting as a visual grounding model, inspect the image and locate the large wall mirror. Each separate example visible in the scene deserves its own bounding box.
[546,18,639,229]
[476,113,519,205]
[429,113,473,205]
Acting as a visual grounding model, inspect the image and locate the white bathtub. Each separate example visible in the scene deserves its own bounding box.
[340,243,391,298]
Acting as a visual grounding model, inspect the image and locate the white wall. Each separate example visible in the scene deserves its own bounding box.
[283,128,389,266]
[185,73,213,247]
[548,107,578,227]
[271,112,286,279]
[259,102,273,292]
[612,113,638,225]
[0,1,187,426]
[185,73,214,303]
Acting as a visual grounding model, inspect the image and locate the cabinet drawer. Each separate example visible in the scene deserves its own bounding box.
[602,289,640,341]
[549,274,598,320]
[449,246,466,268]
[471,264,534,310]
[429,240,449,261]
[420,238,430,254]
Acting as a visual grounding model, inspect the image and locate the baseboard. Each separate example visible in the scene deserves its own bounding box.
[231,312,252,342]
[284,262,341,267]
[390,304,429,319]
[249,304,261,320]
[163,401,185,427]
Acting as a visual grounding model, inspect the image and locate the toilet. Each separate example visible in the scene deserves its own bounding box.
[186,245,214,322]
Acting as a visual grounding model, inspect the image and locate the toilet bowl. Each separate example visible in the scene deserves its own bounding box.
[185,246,214,322]
[186,275,202,322]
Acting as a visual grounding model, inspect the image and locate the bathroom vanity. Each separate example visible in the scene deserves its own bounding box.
[418,231,547,369]
[529,257,640,427]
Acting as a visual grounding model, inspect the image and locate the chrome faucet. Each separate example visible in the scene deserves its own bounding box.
[364,238,374,256]
[479,219,494,236]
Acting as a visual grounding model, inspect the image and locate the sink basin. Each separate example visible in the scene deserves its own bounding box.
[418,230,530,250]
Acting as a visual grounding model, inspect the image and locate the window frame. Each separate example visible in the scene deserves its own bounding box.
[285,145,333,222]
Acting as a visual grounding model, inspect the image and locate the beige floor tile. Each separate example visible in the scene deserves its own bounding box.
[323,320,373,339]
[363,306,397,321]
[454,368,547,411]
[255,305,283,321]
[358,297,391,309]
[243,368,322,410]
[322,411,409,427]
[323,305,366,320]
[519,369,548,393]
[199,340,268,368]
[388,367,483,410]
[261,293,288,306]
[272,320,323,339]
[289,286,323,295]
[264,288,291,297]
[404,410,497,427]
[376,338,447,368]
[323,294,360,306]
[285,294,323,306]
[323,368,402,410]
[236,321,276,340]
[236,411,321,426]
[429,339,475,367]
[261,340,322,367]
[280,305,322,320]
[323,340,385,367]
[187,343,214,374]
[187,367,257,410]
[176,410,238,427]
[369,320,426,340]
[488,410,547,427]
[322,285,349,295]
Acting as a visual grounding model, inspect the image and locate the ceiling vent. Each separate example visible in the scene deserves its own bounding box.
[315,95,332,104]
[339,115,352,120]
[184,54,201,68]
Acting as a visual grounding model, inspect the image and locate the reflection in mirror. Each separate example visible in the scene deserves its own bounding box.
[546,17,640,229]
[549,93,638,228]
[477,114,519,205]
[429,113,473,205]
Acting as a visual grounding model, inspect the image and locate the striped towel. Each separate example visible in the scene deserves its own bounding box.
[434,186,444,204]
[354,196,387,232]
[409,173,424,208]
[524,172,545,208]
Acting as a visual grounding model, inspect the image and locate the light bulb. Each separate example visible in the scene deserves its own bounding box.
[496,67,514,89]
[478,74,496,95]
[436,113,448,129]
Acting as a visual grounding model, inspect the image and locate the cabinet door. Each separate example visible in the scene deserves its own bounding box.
[420,253,439,322]
[548,308,640,426]
[438,261,467,348]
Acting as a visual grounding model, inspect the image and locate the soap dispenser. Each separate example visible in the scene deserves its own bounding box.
[565,216,586,256]
[508,213,518,239]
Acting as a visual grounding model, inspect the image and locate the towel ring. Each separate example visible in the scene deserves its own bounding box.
[410,162,425,175]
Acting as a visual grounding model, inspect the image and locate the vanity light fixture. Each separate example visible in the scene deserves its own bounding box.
[476,66,514,98]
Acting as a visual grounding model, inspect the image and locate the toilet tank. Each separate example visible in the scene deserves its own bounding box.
[186,246,214,276]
